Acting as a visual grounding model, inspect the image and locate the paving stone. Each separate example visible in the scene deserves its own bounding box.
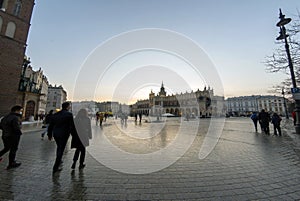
[0,118,299,200]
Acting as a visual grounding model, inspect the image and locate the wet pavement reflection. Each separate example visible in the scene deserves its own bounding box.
[0,117,299,200]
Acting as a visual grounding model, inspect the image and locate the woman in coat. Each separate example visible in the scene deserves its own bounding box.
[71,109,92,169]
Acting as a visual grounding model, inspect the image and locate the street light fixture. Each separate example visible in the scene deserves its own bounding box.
[276,9,300,134]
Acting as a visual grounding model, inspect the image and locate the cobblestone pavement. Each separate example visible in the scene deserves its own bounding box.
[0,117,300,201]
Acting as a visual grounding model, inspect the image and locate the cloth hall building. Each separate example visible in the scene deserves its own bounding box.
[131,83,225,117]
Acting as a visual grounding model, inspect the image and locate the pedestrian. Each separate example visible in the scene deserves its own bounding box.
[99,112,104,126]
[250,112,258,132]
[39,113,45,121]
[292,111,296,126]
[124,113,128,125]
[0,105,23,169]
[41,110,54,140]
[104,112,108,122]
[71,109,92,170]
[95,112,100,126]
[271,113,282,136]
[139,113,142,123]
[120,113,125,125]
[258,109,270,135]
[134,113,138,122]
[47,102,76,173]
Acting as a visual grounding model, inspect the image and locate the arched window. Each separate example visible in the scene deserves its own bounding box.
[13,0,22,16]
[0,16,2,33]
[5,22,16,38]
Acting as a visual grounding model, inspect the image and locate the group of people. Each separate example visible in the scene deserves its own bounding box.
[46,102,92,173]
[250,109,282,136]
[0,102,92,174]
[95,112,109,126]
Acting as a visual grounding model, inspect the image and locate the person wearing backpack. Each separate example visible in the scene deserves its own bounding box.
[0,105,23,169]
[250,112,258,132]
[271,113,282,136]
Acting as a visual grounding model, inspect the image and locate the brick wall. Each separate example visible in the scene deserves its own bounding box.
[0,0,34,116]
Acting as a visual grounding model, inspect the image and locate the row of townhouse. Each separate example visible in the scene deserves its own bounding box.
[226,95,290,116]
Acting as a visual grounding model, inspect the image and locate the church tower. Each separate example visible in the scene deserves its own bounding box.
[158,81,167,97]
[0,0,35,116]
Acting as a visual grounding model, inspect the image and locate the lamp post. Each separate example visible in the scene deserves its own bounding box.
[276,9,300,134]
[281,88,289,119]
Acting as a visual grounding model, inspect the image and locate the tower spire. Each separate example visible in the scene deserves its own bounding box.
[159,81,166,97]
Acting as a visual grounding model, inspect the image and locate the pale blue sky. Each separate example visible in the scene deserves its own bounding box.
[26,1,300,102]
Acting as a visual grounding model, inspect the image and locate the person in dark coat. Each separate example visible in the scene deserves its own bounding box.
[99,112,104,126]
[250,112,258,132]
[41,110,54,139]
[258,109,270,135]
[0,105,23,169]
[71,108,92,169]
[271,113,282,136]
[47,102,76,173]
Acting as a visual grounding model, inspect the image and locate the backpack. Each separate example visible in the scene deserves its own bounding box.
[250,113,257,120]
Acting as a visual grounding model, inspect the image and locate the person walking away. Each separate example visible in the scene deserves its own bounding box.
[139,113,142,123]
[0,105,23,169]
[135,113,138,122]
[250,112,258,132]
[41,110,54,140]
[71,109,92,169]
[99,112,104,126]
[124,113,128,126]
[120,113,125,125]
[104,112,108,122]
[95,112,100,126]
[47,102,76,173]
[271,113,282,136]
[258,109,270,135]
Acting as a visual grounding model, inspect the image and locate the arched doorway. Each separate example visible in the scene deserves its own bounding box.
[25,100,35,120]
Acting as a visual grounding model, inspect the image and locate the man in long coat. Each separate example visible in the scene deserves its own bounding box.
[48,102,76,173]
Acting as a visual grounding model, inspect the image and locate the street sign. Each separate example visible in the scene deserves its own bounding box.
[291,87,300,93]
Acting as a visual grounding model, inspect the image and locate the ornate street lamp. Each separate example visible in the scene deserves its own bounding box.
[276,9,300,134]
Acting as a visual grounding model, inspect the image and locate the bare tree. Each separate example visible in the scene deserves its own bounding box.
[264,12,300,95]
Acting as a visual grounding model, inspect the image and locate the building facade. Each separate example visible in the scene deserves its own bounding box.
[72,101,97,116]
[18,56,49,120]
[226,95,289,116]
[0,0,35,116]
[97,101,120,114]
[46,85,67,113]
[132,83,225,117]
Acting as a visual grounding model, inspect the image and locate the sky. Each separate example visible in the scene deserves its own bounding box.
[26,0,300,103]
